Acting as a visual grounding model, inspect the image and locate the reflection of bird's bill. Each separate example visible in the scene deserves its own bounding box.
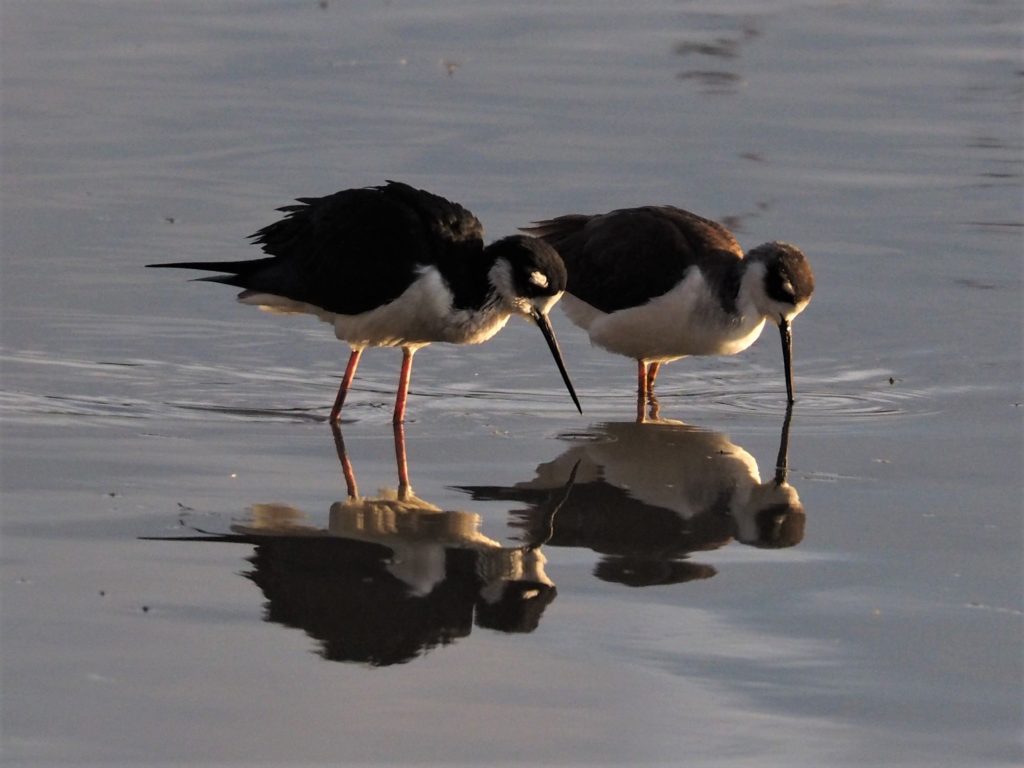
[531,308,582,414]
[779,318,795,403]
[525,458,580,550]
[773,402,794,485]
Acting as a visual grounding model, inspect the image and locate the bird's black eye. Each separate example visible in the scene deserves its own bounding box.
[765,269,795,305]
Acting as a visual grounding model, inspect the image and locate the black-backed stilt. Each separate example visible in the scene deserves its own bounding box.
[524,206,814,420]
[150,181,582,423]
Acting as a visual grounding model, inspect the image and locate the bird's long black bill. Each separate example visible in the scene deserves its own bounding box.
[532,310,582,414]
[779,318,795,404]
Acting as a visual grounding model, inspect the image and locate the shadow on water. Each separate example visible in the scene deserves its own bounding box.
[146,410,802,665]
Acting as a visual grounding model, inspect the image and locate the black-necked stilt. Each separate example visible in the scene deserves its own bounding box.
[524,206,814,418]
[149,181,582,423]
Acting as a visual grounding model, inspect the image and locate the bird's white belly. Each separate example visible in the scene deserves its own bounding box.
[565,270,767,361]
[241,266,511,348]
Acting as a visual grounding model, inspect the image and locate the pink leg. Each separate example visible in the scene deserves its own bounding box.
[636,360,649,422]
[645,361,663,421]
[330,348,363,424]
[646,361,662,393]
[636,360,664,423]
[393,347,416,424]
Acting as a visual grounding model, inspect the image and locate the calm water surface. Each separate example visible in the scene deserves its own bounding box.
[2,1,1021,766]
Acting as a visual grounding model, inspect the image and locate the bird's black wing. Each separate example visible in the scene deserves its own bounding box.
[244,181,484,314]
[525,206,743,313]
[149,181,485,316]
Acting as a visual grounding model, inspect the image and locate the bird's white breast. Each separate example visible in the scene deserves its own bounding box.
[566,267,767,361]
[241,266,511,348]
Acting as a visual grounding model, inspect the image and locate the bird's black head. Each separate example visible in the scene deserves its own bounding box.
[485,234,568,308]
[485,234,581,414]
[747,242,815,316]
[746,242,814,404]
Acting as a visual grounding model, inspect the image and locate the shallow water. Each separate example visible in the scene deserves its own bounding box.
[2,1,1021,766]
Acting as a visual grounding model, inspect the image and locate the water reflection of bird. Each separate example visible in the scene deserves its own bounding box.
[149,180,580,423]
[149,425,573,666]
[460,410,803,587]
[524,206,814,420]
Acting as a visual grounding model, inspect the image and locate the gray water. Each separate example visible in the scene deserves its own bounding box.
[2,1,1021,766]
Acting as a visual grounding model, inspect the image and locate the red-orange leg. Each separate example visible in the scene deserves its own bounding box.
[636,360,664,422]
[646,361,661,393]
[330,348,363,424]
[393,347,416,424]
[636,360,648,422]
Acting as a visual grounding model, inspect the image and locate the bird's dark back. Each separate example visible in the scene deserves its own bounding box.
[527,206,744,313]
[248,181,486,315]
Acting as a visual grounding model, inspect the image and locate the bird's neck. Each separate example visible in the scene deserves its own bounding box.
[440,246,496,311]
[443,294,512,345]
[735,260,773,321]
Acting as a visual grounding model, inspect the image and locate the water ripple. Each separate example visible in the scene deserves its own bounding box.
[703,389,937,420]
[0,348,962,428]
